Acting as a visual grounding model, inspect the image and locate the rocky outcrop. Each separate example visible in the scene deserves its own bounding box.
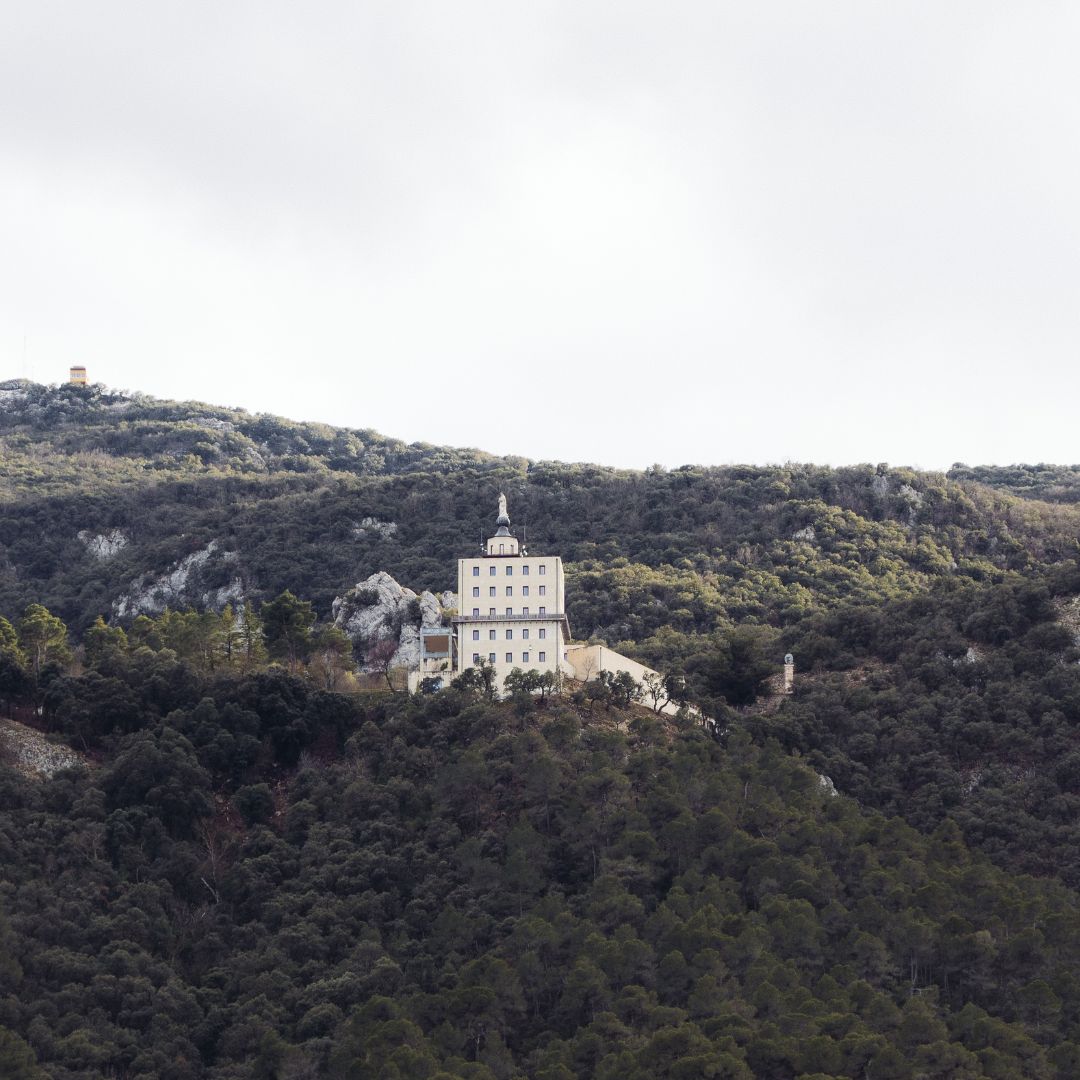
[332,571,456,671]
[792,525,816,543]
[898,483,924,526]
[818,773,839,797]
[352,518,398,540]
[113,541,240,618]
[78,529,129,560]
[191,415,236,433]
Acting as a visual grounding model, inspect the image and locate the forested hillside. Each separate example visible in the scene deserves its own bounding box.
[5,639,1080,1079]
[3,380,1077,641]
[5,379,1080,1077]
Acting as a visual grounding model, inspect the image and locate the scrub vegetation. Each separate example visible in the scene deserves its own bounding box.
[4,381,1080,1077]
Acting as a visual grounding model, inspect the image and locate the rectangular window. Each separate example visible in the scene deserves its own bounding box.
[489,653,496,663]
[489,629,496,640]
[538,585,546,596]
[522,565,529,575]
[522,629,529,639]
[506,629,513,640]
[489,587,496,597]
[473,653,480,664]
[472,586,479,597]
[505,652,513,663]
[505,586,512,596]
[473,607,480,616]
[539,628,546,639]
[472,630,479,640]
[505,607,512,616]
[506,565,512,575]
[523,606,529,615]
[489,566,496,575]
[523,652,530,663]
[472,566,480,577]
[538,651,546,662]
[539,606,546,614]
[489,607,495,615]
[522,585,529,596]
[539,565,546,575]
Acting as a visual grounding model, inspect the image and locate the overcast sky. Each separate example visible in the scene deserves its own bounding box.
[2,2,1078,470]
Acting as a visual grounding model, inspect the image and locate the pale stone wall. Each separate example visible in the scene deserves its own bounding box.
[457,554,565,616]
[458,618,566,677]
[454,549,569,685]
[565,644,685,717]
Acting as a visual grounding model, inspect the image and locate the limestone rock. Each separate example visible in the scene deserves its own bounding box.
[1,717,84,778]
[419,591,444,628]
[352,518,399,540]
[192,415,236,433]
[393,624,421,670]
[78,529,129,560]
[898,483,924,526]
[203,578,245,610]
[113,541,238,618]
[871,474,890,497]
[333,572,456,671]
[817,773,839,798]
[332,571,417,646]
[792,525,816,543]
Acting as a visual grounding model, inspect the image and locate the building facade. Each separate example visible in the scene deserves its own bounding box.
[452,494,570,685]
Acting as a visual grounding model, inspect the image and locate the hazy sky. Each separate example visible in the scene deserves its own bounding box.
[2,2,1078,469]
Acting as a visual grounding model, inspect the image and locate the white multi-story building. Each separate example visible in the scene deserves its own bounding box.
[452,494,570,686]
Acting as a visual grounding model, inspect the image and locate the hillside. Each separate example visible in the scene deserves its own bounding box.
[6,381,1080,1076]
[3,380,1078,639]
[5,652,1080,1079]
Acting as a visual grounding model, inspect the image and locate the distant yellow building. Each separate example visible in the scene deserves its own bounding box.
[69,366,87,386]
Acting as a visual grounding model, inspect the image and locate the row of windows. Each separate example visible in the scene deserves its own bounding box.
[473,564,547,576]
[470,606,547,616]
[472,585,546,597]
[473,652,547,664]
[472,628,546,640]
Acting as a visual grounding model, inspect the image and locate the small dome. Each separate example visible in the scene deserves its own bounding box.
[784,653,794,665]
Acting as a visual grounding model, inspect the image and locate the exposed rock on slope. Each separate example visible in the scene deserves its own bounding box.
[78,529,129,560]
[333,571,456,670]
[113,541,242,618]
[0,718,84,778]
[352,517,398,539]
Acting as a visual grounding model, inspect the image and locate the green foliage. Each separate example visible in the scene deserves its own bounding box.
[10,384,1080,1075]
[17,603,69,678]
[261,591,316,671]
[4,654,1080,1077]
